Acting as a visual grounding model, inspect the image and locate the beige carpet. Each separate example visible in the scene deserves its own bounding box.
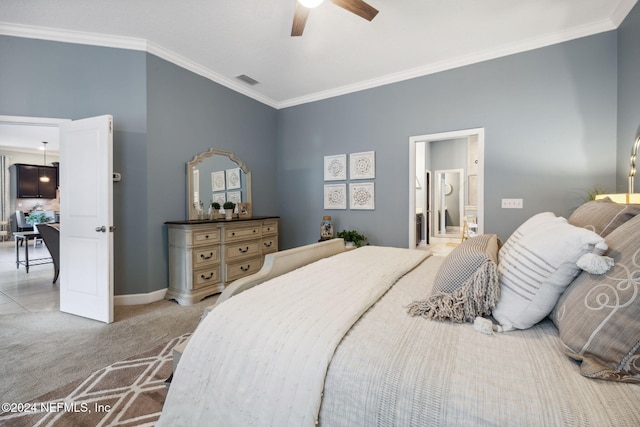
[0,334,189,426]
[0,296,217,405]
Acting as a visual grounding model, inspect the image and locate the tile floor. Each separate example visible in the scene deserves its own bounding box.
[0,238,59,314]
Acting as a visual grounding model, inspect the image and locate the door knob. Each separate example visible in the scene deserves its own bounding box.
[95,226,106,232]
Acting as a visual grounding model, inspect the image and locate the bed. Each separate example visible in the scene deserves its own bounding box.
[160,198,640,426]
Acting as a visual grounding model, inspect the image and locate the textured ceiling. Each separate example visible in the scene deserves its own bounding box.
[0,0,637,111]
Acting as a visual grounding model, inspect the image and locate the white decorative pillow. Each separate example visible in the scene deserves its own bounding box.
[493,213,606,331]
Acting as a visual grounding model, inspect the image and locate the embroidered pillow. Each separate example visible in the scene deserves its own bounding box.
[407,234,500,323]
[568,198,640,237]
[553,214,640,383]
[492,213,606,331]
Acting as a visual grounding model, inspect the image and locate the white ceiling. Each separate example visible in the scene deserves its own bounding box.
[0,122,60,153]
[0,0,637,111]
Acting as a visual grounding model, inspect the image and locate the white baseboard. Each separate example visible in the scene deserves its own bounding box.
[114,288,167,306]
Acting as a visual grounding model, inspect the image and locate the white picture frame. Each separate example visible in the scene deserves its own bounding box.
[226,168,241,190]
[349,182,375,210]
[324,184,347,209]
[349,151,375,180]
[324,154,347,181]
[226,191,242,204]
[212,171,225,192]
[212,193,226,206]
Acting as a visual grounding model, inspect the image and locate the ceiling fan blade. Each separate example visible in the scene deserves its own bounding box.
[331,0,379,21]
[291,2,310,37]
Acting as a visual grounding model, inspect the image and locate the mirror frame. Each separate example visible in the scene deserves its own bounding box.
[187,148,252,220]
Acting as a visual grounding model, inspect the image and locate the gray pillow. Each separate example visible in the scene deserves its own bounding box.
[408,234,500,323]
[568,197,640,237]
[553,214,640,383]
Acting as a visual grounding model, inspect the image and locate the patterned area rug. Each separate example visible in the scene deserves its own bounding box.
[0,334,190,427]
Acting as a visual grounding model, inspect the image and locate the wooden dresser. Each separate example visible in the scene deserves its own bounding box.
[165,216,279,305]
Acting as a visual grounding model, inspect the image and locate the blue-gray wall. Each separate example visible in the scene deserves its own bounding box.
[0,36,149,295]
[145,55,278,294]
[618,2,640,192]
[277,31,618,248]
[1,2,638,295]
[0,36,277,296]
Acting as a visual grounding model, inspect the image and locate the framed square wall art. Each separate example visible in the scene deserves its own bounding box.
[324,154,347,181]
[213,193,226,206]
[212,171,226,192]
[349,151,375,180]
[226,168,241,190]
[350,182,375,210]
[324,184,347,209]
[226,191,242,204]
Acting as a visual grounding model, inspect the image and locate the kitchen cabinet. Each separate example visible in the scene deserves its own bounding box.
[11,164,58,199]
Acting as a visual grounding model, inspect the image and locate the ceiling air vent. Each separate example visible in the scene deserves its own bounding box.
[236,74,259,86]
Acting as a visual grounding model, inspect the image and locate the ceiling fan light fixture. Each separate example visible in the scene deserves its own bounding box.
[298,0,324,8]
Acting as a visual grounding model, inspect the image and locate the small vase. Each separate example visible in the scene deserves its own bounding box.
[225,210,233,220]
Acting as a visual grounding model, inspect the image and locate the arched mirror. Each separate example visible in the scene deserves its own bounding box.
[187,148,252,220]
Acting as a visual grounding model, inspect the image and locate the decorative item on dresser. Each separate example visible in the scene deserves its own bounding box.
[165,216,279,305]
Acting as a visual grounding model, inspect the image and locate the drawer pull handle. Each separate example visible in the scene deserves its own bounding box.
[264,242,273,248]
[205,235,209,239]
[238,246,249,253]
[200,252,214,260]
[200,272,215,280]
[240,265,251,272]
[253,229,257,233]
[231,232,235,236]
[266,227,271,231]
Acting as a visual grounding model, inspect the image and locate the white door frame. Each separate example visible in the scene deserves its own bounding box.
[0,114,114,322]
[408,128,485,248]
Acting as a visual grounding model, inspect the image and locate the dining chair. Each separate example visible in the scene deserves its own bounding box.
[36,223,60,284]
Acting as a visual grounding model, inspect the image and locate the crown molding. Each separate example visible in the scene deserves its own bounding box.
[610,0,639,27]
[276,17,620,108]
[1,4,634,111]
[0,22,279,109]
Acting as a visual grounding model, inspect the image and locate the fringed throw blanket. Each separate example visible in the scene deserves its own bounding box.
[407,234,501,323]
[160,246,428,427]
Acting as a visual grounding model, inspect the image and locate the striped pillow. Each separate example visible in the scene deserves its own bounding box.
[492,213,606,331]
[407,234,500,323]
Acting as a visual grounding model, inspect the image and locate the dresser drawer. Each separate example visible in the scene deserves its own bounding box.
[261,237,278,254]
[225,226,261,242]
[226,240,261,261]
[193,228,221,246]
[262,221,278,235]
[193,265,221,290]
[226,257,262,282]
[193,246,220,268]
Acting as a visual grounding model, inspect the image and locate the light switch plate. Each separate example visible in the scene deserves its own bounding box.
[501,198,523,209]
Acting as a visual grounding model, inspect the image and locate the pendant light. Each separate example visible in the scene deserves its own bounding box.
[40,141,50,183]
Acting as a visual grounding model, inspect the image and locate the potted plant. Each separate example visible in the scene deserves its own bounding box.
[211,202,221,220]
[337,229,367,248]
[26,211,54,233]
[223,202,236,220]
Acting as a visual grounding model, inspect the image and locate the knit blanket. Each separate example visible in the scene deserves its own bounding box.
[159,246,429,427]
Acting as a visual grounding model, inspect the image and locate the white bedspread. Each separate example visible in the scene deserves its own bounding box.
[160,246,428,426]
[320,255,640,426]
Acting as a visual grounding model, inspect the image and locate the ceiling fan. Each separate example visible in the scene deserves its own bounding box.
[291,0,379,37]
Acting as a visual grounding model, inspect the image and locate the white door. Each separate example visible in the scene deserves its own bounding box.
[59,115,114,323]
